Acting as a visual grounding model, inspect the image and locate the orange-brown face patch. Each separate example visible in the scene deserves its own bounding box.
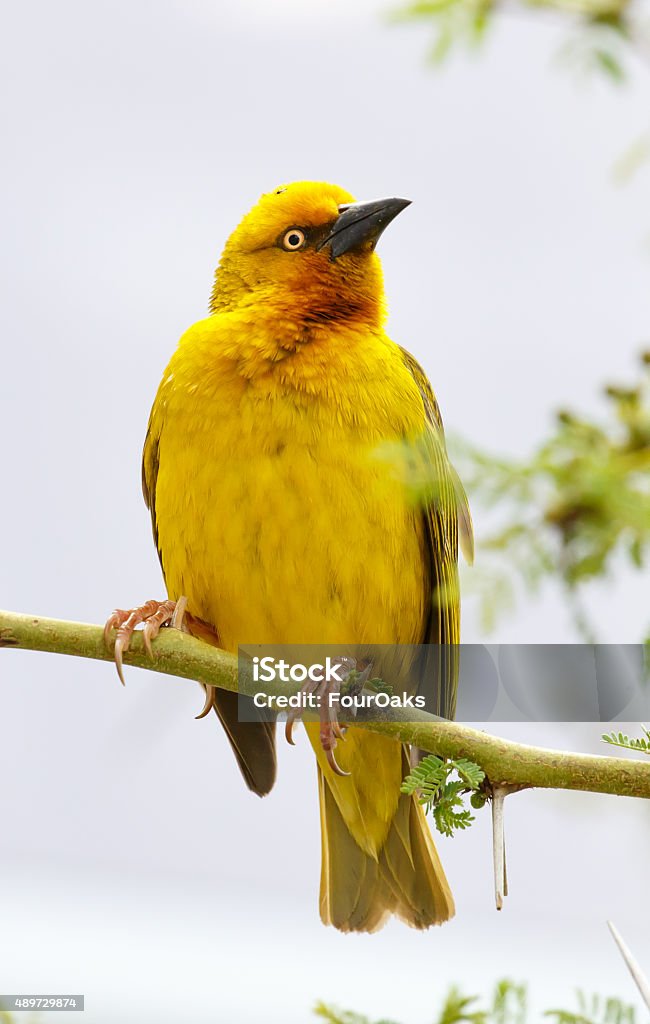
[211,181,386,329]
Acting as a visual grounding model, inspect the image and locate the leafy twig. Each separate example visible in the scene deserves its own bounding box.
[452,353,650,643]
[400,755,486,836]
[602,727,650,754]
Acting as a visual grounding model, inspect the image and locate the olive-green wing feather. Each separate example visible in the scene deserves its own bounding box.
[142,414,163,567]
[142,410,278,797]
[400,347,473,721]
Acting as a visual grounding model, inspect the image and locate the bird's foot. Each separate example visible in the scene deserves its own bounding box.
[339,661,374,707]
[284,656,373,777]
[103,596,188,684]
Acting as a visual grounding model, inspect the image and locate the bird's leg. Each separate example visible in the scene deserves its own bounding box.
[104,596,188,685]
[284,677,326,746]
[318,664,347,775]
[161,608,223,718]
[284,657,373,778]
[284,672,348,776]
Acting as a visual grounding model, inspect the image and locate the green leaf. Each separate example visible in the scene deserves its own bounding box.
[601,728,650,753]
[454,758,487,787]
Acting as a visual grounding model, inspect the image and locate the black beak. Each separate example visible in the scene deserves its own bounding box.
[317,197,411,259]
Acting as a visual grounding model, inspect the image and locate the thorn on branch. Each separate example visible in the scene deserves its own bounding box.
[608,920,650,1012]
[490,783,528,911]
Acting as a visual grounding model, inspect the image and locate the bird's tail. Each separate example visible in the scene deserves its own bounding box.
[317,749,455,933]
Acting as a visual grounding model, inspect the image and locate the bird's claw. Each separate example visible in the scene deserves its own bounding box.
[284,674,349,774]
[103,597,186,684]
[195,683,217,720]
[284,656,373,777]
[284,676,321,746]
[326,747,348,777]
[320,716,348,776]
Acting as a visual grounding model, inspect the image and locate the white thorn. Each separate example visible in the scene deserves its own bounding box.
[608,921,650,1012]
[492,786,507,911]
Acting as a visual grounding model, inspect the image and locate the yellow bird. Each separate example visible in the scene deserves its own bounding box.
[106,181,472,932]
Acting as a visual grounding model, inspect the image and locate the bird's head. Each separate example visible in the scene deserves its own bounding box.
[210,181,410,328]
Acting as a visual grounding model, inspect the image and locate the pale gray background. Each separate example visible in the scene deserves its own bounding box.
[1,0,649,1021]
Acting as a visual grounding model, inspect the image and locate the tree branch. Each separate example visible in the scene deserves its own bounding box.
[2,608,650,799]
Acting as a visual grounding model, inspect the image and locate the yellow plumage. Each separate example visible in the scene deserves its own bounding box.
[141,181,472,931]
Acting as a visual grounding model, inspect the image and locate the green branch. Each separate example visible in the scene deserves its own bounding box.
[2,608,650,799]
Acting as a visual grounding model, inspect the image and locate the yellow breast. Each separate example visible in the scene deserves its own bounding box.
[149,310,430,652]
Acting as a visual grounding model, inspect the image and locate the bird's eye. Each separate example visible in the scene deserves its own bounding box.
[282,228,306,251]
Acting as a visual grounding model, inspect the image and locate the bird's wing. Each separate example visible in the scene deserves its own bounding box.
[400,347,473,721]
[142,410,163,568]
[142,407,278,797]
